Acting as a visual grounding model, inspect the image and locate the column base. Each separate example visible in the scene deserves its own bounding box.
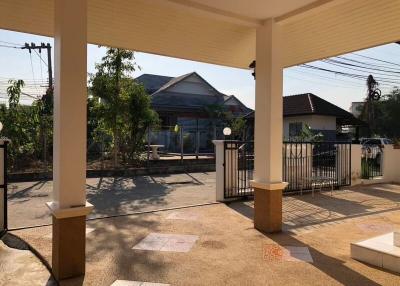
[253,187,283,233]
[52,215,86,280]
[46,202,93,281]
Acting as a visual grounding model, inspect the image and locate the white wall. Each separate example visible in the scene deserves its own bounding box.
[283,115,336,139]
[383,146,400,183]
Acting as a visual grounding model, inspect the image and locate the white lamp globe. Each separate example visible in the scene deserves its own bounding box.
[0,122,3,132]
[223,127,232,136]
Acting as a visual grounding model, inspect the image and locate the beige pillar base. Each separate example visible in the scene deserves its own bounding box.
[52,215,86,280]
[46,202,93,281]
[251,181,287,233]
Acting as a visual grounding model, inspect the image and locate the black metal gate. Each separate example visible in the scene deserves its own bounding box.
[0,141,8,234]
[223,141,351,199]
[283,142,351,193]
[223,141,254,199]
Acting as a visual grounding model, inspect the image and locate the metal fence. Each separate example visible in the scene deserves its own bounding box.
[283,142,351,193]
[0,141,8,233]
[223,141,254,199]
[361,146,383,179]
[223,141,352,199]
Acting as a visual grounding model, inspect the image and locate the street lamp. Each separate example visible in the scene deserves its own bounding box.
[223,127,232,140]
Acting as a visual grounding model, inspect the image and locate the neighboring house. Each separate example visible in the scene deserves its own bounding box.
[135,72,252,153]
[136,72,252,124]
[245,93,362,141]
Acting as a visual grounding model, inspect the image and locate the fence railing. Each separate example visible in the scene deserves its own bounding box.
[223,141,352,198]
[283,142,351,193]
[361,146,383,179]
[223,141,254,199]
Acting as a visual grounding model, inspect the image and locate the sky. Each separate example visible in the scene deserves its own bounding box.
[1,29,400,110]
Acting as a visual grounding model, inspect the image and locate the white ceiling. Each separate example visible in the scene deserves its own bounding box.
[170,0,321,21]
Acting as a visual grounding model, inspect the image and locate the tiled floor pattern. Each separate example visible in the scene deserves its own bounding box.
[111,280,170,286]
[263,245,313,263]
[132,233,199,253]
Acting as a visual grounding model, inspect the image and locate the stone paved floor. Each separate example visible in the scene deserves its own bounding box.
[10,183,400,286]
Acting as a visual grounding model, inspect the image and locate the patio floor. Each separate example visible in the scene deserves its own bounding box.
[9,183,400,285]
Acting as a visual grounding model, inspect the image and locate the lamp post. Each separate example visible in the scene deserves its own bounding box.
[223,127,232,140]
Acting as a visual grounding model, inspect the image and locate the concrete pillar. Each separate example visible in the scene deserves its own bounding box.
[383,145,400,183]
[46,0,93,281]
[350,144,361,185]
[213,140,225,201]
[250,19,287,233]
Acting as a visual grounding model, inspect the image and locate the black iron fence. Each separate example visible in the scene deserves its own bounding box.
[223,141,352,199]
[223,141,254,199]
[361,146,383,179]
[0,141,8,233]
[283,142,351,193]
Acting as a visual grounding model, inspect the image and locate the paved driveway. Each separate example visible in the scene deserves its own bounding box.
[7,172,216,229]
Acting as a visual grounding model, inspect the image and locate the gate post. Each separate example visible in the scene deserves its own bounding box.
[0,139,9,233]
[351,144,361,185]
[213,140,225,201]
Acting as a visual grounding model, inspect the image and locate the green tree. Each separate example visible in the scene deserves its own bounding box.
[90,47,159,166]
[370,88,400,139]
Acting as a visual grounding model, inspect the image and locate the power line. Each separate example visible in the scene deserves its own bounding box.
[351,53,400,68]
[0,40,23,46]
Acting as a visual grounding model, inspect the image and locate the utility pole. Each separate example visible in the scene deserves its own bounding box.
[22,42,53,88]
[22,42,53,170]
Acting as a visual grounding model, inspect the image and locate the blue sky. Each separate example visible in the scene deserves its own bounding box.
[1,29,400,110]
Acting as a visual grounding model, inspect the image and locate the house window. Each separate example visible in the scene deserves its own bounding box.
[289,122,303,137]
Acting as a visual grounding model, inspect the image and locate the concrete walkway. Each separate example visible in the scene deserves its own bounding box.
[8,172,216,228]
[0,234,55,286]
[10,183,400,286]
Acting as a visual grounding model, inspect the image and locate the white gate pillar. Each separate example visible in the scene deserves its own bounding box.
[46,0,92,281]
[250,19,287,233]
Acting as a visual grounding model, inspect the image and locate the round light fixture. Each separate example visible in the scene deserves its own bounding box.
[0,122,3,132]
[223,127,232,136]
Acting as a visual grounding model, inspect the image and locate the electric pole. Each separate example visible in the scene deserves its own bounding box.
[22,42,53,170]
[21,42,53,88]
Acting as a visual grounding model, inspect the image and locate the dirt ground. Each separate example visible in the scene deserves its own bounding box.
[9,183,400,286]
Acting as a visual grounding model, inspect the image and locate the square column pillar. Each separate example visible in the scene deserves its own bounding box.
[46,0,93,281]
[250,19,287,233]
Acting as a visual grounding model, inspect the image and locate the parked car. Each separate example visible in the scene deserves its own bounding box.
[360,138,392,160]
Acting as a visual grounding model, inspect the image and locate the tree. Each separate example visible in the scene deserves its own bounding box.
[1,80,42,169]
[90,47,159,166]
[369,88,400,139]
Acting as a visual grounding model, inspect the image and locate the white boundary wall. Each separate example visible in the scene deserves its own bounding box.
[383,145,400,183]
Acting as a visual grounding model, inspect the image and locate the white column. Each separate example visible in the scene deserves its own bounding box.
[252,19,286,189]
[47,0,92,281]
[250,19,286,233]
[52,0,88,209]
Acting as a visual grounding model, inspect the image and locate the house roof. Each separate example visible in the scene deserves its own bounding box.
[135,74,173,94]
[284,93,353,118]
[244,93,364,126]
[136,72,252,115]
